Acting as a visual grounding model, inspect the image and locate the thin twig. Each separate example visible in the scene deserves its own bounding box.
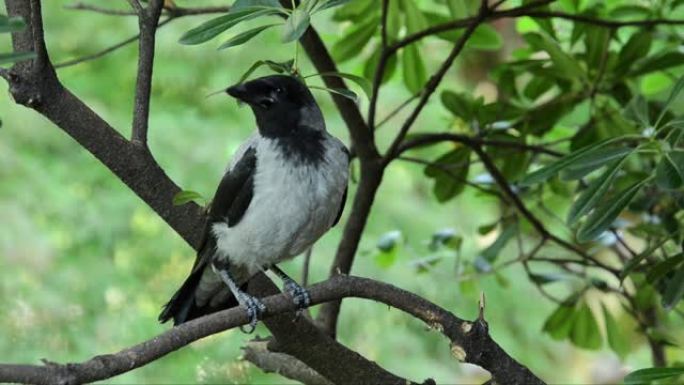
[397,132,565,157]
[376,93,419,130]
[126,0,143,15]
[397,156,504,199]
[385,1,491,161]
[66,2,136,15]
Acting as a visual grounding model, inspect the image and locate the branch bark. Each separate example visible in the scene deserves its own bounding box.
[130,0,163,145]
[0,276,545,385]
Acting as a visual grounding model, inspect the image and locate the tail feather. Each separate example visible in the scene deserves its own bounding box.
[158,264,239,326]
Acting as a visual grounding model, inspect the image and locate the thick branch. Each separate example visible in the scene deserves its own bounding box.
[0,276,544,385]
[130,0,163,145]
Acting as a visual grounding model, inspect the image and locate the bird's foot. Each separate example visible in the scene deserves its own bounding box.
[239,293,266,334]
[283,277,311,312]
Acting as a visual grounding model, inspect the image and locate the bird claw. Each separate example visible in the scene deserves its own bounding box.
[283,278,311,312]
[238,294,266,334]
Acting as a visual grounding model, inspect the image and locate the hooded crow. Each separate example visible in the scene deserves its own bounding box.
[158,75,349,330]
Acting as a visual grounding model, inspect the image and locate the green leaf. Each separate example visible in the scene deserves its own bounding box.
[662,264,684,310]
[308,72,372,100]
[630,52,684,77]
[620,238,670,280]
[402,43,426,94]
[281,8,310,42]
[0,51,36,65]
[479,224,517,263]
[236,59,294,83]
[656,151,684,190]
[624,368,684,385]
[219,24,278,49]
[577,178,648,242]
[567,156,628,225]
[173,190,205,206]
[641,72,670,95]
[656,76,684,128]
[524,32,584,80]
[441,91,474,121]
[364,48,397,84]
[231,0,282,11]
[560,147,633,181]
[615,31,651,77]
[570,302,602,350]
[308,85,358,102]
[0,15,26,33]
[401,0,428,32]
[314,0,354,12]
[584,25,610,70]
[179,8,281,45]
[330,15,378,62]
[602,305,629,358]
[646,253,684,285]
[424,147,471,202]
[543,303,577,340]
[520,137,629,186]
[466,24,503,51]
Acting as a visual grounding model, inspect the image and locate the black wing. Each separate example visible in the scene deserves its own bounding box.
[193,146,257,267]
[332,144,350,227]
[209,146,257,225]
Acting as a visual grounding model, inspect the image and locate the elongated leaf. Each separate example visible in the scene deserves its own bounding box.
[308,85,358,102]
[624,368,684,384]
[560,147,634,181]
[314,0,354,12]
[656,151,684,189]
[524,32,584,80]
[647,253,684,284]
[218,24,278,49]
[520,137,629,186]
[402,44,426,94]
[543,303,576,340]
[570,302,602,350]
[308,72,372,99]
[173,190,205,206]
[577,178,648,242]
[655,76,684,128]
[602,305,629,358]
[231,0,282,11]
[236,59,294,84]
[630,52,684,77]
[567,157,628,225]
[479,224,517,263]
[466,24,503,51]
[179,8,280,45]
[331,15,378,62]
[615,31,651,77]
[0,51,36,65]
[441,91,474,121]
[424,147,471,202]
[662,265,684,310]
[620,238,670,280]
[281,8,310,42]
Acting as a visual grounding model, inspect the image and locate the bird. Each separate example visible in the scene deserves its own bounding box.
[158,75,349,331]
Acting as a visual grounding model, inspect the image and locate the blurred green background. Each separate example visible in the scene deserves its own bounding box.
[0,1,660,383]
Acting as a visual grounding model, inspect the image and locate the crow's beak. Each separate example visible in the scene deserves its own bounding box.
[226,83,249,102]
[226,82,275,108]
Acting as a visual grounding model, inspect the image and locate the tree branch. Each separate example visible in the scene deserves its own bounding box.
[242,340,333,385]
[0,276,545,385]
[384,1,490,161]
[396,132,564,157]
[130,0,163,146]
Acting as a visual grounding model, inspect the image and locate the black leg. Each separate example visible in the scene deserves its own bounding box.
[212,264,266,333]
[270,265,311,311]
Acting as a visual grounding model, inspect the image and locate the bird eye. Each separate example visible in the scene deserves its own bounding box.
[275,87,283,94]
